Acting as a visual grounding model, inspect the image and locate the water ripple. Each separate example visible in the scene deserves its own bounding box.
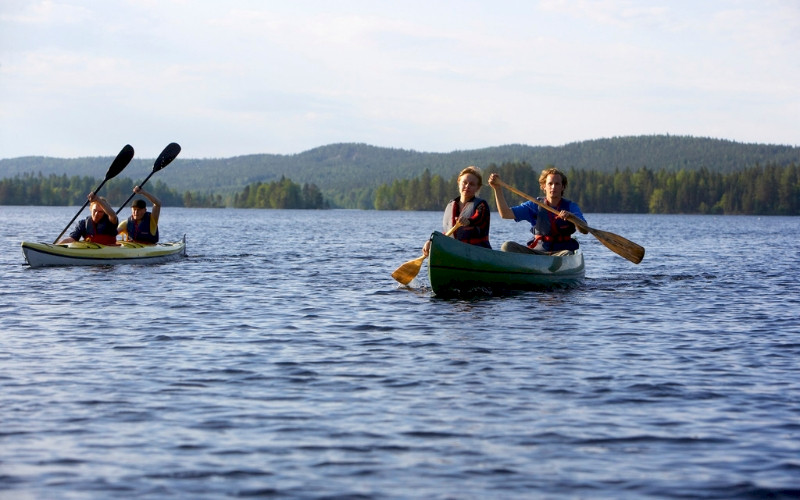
[1,209,799,499]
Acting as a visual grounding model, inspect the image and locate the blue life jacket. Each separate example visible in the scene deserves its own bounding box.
[126,212,159,243]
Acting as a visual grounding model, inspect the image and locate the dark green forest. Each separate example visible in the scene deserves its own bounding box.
[5,161,795,215]
[2,136,798,205]
[1,136,799,214]
[0,173,324,210]
[374,162,800,215]
[232,177,327,209]
[0,173,225,208]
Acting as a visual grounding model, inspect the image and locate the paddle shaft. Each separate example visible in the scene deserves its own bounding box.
[391,221,464,285]
[495,179,587,230]
[416,220,465,262]
[495,179,645,264]
[116,143,181,214]
[116,170,156,215]
[53,181,110,244]
[445,220,463,237]
[53,144,134,244]
[411,221,464,262]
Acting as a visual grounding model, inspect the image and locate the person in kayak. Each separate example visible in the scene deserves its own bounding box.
[57,192,118,245]
[488,168,588,254]
[422,165,491,257]
[118,186,161,243]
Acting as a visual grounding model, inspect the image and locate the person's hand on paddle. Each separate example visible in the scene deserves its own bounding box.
[556,209,588,233]
[393,166,490,286]
[422,240,431,257]
[423,217,466,257]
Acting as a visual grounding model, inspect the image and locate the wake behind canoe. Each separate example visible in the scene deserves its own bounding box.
[21,237,186,268]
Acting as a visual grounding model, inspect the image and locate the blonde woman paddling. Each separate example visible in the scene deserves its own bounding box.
[423,166,491,257]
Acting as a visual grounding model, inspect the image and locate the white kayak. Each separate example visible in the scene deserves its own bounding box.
[21,236,186,268]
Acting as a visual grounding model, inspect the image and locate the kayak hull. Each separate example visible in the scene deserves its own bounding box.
[427,231,585,295]
[21,237,187,268]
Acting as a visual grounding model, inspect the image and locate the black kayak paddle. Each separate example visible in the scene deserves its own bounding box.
[116,142,181,214]
[53,144,135,244]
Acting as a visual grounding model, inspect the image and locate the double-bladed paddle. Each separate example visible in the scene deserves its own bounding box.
[53,144,135,244]
[495,179,645,264]
[116,142,181,214]
[392,221,463,285]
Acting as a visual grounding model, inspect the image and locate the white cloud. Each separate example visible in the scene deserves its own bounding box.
[1,0,93,25]
[1,0,798,158]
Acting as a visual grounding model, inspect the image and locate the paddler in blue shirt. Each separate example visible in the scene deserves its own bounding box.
[118,186,161,243]
[488,168,588,254]
[57,192,118,245]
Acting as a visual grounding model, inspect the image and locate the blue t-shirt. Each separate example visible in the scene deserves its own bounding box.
[69,215,118,241]
[511,199,585,226]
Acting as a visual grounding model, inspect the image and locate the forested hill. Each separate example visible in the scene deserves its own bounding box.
[2,135,797,198]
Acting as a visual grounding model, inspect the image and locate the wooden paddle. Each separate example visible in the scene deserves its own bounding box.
[495,179,645,264]
[116,142,181,214]
[392,221,463,285]
[53,144,135,244]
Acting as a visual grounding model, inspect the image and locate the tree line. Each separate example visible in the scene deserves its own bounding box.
[373,162,800,215]
[3,162,798,214]
[5,136,797,201]
[232,177,327,209]
[0,173,225,208]
[0,173,327,209]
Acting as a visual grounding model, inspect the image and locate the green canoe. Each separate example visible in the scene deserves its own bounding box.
[427,231,585,295]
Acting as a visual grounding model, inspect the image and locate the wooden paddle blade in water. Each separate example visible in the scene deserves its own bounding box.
[392,255,426,285]
[392,222,462,285]
[586,226,645,264]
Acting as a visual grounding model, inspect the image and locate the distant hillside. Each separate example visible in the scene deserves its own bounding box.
[2,136,798,199]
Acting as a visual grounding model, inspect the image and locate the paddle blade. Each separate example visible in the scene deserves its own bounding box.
[105,144,135,180]
[587,226,645,264]
[392,255,426,285]
[153,142,181,172]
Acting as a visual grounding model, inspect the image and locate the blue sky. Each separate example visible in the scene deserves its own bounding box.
[1,0,798,159]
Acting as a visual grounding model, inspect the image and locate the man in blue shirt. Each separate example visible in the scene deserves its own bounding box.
[488,168,588,254]
[57,193,118,245]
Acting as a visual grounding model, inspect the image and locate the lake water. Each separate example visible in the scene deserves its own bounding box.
[1,206,799,499]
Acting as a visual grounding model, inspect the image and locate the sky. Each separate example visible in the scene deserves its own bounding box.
[1,0,798,159]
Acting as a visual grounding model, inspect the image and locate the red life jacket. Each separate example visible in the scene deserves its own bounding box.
[528,198,578,251]
[443,197,491,248]
[85,217,118,246]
